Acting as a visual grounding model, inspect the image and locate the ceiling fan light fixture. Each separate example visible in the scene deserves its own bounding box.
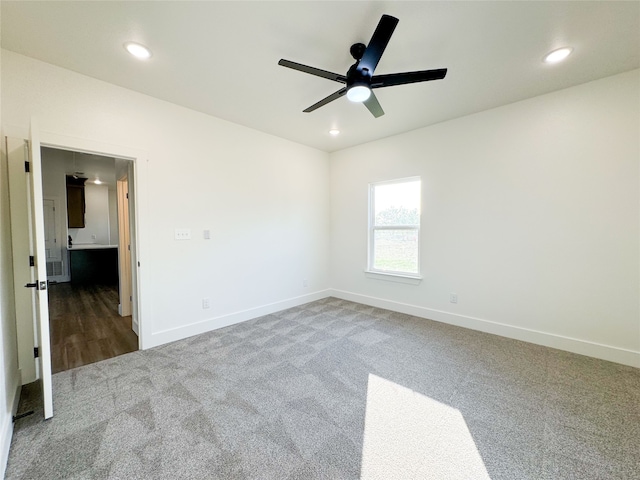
[279,14,447,118]
[346,85,371,103]
[543,47,573,64]
[124,42,152,60]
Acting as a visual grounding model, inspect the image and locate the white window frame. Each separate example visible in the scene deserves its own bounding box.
[367,176,422,283]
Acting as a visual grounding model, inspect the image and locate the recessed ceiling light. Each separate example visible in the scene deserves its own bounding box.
[346,85,371,103]
[543,47,573,64]
[94,179,102,185]
[329,129,340,136]
[124,42,152,60]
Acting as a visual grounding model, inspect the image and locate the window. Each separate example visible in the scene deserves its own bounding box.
[368,177,421,277]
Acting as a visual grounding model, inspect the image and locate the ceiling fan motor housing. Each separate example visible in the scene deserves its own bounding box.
[350,43,366,60]
[347,60,372,90]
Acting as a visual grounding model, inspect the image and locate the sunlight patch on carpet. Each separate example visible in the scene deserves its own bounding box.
[360,374,491,480]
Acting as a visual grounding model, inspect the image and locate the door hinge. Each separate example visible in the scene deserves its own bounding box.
[126,193,129,199]
[128,244,130,251]
[29,256,35,267]
[24,161,30,173]
[129,295,132,301]
[33,347,39,358]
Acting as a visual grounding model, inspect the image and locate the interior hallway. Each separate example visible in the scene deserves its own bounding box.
[48,282,138,373]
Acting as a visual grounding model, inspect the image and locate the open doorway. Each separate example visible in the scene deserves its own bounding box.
[41,147,138,373]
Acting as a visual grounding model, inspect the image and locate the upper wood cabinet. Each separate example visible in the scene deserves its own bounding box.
[66,176,86,228]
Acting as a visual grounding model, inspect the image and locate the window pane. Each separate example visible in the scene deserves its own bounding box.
[373,229,419,273]
[374,180,420,226]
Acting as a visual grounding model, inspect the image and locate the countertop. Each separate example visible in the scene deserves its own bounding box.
[67,244,119,250]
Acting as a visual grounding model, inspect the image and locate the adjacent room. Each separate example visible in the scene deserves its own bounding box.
[0,2,638,479]
[40,147,138,373]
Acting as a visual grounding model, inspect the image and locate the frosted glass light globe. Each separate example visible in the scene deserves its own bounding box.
[347,85,371,102]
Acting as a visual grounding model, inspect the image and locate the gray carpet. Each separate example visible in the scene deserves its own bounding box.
[6,297,640,479]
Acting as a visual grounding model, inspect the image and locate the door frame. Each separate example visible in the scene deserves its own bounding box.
[38,130,149,350]
[117,176,133,320]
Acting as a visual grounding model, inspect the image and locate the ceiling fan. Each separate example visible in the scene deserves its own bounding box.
[278,14,447,118]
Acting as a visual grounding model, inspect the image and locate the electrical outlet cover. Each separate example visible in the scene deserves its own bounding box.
[175,228,191,240]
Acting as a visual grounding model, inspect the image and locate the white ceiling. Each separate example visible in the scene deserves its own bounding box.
[42,147,118,188]
[2,1,639,152]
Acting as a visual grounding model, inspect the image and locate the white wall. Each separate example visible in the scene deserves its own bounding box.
[41,148,66,201]
[330,70,640,367]
[1,50,637,369]
[41,148,118,248]
[69,183,110,245]
[2,50,331,348]
[41,148,70,281]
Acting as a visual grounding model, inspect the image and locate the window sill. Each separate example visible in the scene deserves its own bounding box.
[364,270,423,285]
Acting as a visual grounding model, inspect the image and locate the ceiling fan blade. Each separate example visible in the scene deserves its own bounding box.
[278,59,346,83]
[371,68,448,88]
[363,91,385,118]
[359,15,399,75]
[303,88,347,113]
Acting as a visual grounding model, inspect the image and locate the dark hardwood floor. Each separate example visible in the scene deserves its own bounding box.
[48,282,138,374]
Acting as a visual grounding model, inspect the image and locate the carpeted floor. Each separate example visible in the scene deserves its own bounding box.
[6,297,640,479]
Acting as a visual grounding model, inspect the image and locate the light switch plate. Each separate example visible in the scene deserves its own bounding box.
[175,228,191,240]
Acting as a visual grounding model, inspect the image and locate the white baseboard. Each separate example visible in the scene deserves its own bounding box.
[0,370,22,479]
[329,289,640,368]
[146,289,332,349]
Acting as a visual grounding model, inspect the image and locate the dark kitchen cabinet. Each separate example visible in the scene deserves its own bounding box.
[69,247,118,285]
[66,176,86,228]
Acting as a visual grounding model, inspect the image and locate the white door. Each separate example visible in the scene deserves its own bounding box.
[27,120,54,419]
[6,137,37,384]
